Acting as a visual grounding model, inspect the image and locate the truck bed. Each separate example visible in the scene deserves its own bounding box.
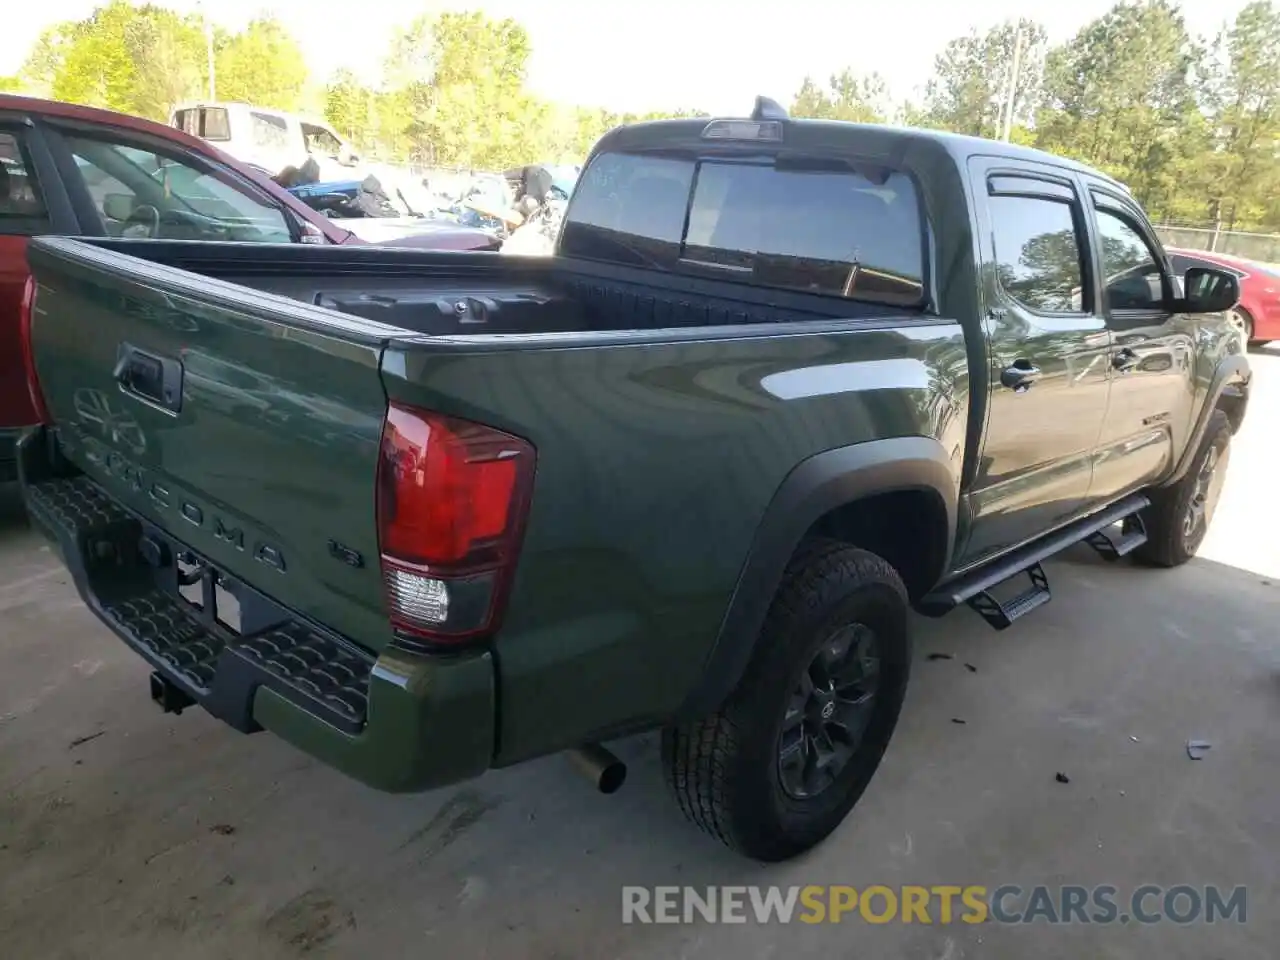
[76,238,922,336]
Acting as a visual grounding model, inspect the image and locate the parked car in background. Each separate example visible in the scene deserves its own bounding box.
[0,94,498,482]
[1168,246,1280,347]
[170,101,360,183]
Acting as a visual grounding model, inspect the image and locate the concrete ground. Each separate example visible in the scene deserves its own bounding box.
[3,354,1279,960]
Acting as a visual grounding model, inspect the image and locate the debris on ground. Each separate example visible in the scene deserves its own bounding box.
[964,663,978,673]
[1055,772,1071,784]
[68,730,106,749]
[210,824,236,836]
[926,653,953,661]
[1186,740,1212,760]
[951,718,967,725]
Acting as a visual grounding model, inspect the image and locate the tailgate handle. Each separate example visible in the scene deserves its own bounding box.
[114,344,183,413]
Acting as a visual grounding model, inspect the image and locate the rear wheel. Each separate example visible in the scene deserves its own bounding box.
[1134,409,1232,568]
[662,541,911,862]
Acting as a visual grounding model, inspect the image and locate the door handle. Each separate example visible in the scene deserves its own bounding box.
[1000,360,1041,392]
[1112,348,1140,372]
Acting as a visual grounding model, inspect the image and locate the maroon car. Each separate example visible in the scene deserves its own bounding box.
[1168,246,1280,347]
[0,95,497,481]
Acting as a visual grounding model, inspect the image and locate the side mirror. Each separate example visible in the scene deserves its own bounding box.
[1181,267,1240,314]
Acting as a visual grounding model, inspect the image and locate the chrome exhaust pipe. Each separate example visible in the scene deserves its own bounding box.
[567,743,627,794]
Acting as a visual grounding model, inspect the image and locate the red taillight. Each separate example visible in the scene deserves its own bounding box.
[18,276,50,425]
[376,402,535,644]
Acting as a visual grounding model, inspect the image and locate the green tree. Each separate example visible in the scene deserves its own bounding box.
[915,19,1047,138]
[377,11,536,166]
[1199,1,1280,229]
[214,17,307,112]
[1036,0,1204,219]
[18,1,206,120]
[791,70,889,122]
[324,69,377,146]
[0,75,25,94]
[122,7,206,120]
[16,3,309,121]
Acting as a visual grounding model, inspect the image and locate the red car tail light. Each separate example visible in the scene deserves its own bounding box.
[376,402,536,645]
[18,276,50,425]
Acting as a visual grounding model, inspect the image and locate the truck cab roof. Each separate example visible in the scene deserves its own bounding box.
[591,105,1131,196]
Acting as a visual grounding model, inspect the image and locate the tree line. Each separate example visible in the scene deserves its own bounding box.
[799,0,1280,233]
[2,0,1277,231]
[0,1,704,172]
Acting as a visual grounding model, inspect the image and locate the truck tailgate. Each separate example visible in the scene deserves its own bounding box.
[25,237,396,653]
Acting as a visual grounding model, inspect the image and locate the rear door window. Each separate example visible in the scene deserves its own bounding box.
[988,194,1086,313]
[0,131,51,234]
[562,151,925,305]
[63,135,293,243]
[250,112,291,150]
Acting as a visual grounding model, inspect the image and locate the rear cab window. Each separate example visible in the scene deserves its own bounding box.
[174,107,231,141]
[0,131,51,234]
[561,149,926,307]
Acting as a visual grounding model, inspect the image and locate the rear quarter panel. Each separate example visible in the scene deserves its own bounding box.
[383,320,969,762]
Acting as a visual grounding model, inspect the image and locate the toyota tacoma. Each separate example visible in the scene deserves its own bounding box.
[15,99,1249,861]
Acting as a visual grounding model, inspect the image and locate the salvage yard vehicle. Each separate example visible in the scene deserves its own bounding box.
[0,94,498,482]
[15,99,1250,862]
[170,101,361,184]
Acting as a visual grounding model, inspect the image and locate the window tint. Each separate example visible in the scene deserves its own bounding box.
[174,108,230,141]
[250,112,290,150]
[562,151,925,305]
[201,108,231,140]
[0,132,50,232]
[563,153,692,263]
[301,123,343,157]
[988,194,1085,312]
[65,136,292,244]
[1095,207,1164,311]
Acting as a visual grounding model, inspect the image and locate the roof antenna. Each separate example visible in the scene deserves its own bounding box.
[751,96,789,122]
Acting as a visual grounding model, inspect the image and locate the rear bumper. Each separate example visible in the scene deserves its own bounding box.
[17,430,494,793]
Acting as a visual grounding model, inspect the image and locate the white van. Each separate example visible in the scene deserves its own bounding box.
[169,101,361,181]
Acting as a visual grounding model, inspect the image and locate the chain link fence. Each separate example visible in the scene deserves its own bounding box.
[1154,223,1280,266]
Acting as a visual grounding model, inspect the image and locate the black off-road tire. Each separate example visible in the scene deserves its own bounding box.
[1134,409,1232,568]
[662,540,911,862]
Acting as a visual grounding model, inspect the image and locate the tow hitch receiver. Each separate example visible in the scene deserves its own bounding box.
[150,671,195,715]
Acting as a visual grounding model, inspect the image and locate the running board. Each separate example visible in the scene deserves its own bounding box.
[1085,512,1148,560]
[919,493,1150,628]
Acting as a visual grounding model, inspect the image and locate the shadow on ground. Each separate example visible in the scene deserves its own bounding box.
[0,484,29,532]
[1,532,1277,960]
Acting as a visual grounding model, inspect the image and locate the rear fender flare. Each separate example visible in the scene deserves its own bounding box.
[677,436,958,718]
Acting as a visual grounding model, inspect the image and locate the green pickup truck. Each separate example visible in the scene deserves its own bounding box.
[16,100,1250,862]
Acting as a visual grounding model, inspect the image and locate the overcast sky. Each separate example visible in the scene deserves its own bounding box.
[4,0,1255,114]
